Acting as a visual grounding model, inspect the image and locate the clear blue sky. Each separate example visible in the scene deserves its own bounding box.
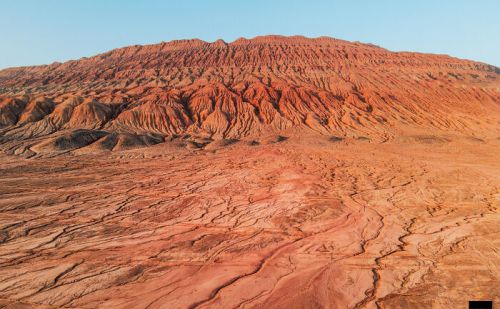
[1,0,499,69]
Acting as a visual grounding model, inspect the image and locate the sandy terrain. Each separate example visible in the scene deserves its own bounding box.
[0,134,498,308]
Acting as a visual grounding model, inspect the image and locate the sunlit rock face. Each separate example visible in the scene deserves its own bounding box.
[0,35,499,152]
[0,36,499,308]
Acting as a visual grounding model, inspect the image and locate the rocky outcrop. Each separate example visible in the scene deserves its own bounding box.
[0,35,499,153]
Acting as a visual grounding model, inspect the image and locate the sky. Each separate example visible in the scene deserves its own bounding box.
[1,0,499,69]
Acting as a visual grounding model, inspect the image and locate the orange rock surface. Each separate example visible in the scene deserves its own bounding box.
[0,36,499,308]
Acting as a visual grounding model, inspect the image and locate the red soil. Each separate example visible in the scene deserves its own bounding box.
[0,36,499,308]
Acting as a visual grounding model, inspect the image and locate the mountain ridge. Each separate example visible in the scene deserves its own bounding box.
[0,35,499,156]
[1,35,497,73]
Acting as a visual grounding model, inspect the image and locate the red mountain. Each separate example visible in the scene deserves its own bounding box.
[0,35,499,155]
[1,36,500,309]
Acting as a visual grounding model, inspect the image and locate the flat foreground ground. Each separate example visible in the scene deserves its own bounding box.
[0,136,499,308]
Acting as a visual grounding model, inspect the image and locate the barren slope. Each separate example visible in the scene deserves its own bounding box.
[0,36,499,309]
[0,35,499,156]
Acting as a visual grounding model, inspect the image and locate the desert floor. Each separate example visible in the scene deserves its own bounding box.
[0,134,499,308]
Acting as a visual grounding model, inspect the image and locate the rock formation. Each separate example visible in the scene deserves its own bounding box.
[0,36,499,309]
[0,35,498,155]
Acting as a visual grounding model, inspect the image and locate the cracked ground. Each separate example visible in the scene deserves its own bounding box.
[0,135,499,308]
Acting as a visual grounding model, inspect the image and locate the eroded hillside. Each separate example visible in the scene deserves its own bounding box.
[0,36,499,156]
